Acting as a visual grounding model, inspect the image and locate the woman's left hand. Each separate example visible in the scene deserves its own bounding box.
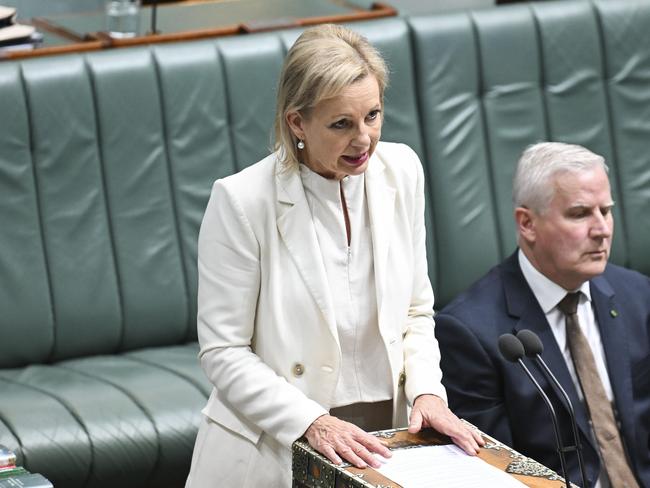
[407,394,485,455]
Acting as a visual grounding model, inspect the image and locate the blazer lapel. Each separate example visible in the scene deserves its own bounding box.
[275,163,338,343]
[590,274,635,448]
[502,254,595,449]
[365,154,395,316]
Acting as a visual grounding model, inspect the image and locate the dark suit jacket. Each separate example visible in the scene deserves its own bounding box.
[435,252,650,488]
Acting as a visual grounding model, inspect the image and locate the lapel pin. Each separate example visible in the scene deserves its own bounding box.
[610,309,618,318]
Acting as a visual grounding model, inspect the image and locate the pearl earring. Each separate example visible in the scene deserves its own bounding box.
[297,140,305,150]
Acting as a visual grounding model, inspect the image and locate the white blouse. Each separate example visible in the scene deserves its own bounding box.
[299,164,392,407]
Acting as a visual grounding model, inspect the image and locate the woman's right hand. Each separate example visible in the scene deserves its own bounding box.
[304,414,392,469]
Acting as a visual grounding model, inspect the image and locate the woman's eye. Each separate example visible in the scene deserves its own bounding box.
[367,109,381,121]
[330,119,348,129]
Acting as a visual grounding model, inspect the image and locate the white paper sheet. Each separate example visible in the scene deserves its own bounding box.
[374,444,528,487]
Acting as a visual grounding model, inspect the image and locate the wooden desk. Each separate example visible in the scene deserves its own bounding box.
[293,426,573,488]
[0,0,395,59]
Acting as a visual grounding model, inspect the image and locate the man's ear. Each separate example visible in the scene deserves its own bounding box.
[286,111,305,141]
[515,206,536,243]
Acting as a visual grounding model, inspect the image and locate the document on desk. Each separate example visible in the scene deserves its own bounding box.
[375,444,528,487]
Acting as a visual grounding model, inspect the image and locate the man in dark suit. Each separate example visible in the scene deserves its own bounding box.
[435,142,650,488]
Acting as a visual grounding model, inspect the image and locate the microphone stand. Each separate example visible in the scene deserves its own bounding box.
[515,358,572,488]
[532,354,587,488]
[516,329,587,488]
[150,0,158,35]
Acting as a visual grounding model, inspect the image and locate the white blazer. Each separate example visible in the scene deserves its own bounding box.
[188,142,446,487]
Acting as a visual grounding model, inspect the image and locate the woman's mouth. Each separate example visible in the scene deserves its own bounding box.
[341,152,369,166]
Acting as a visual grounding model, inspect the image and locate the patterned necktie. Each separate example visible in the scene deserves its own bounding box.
[557,292,639,488]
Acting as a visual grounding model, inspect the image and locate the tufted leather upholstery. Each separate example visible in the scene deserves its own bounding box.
[0,1,649,486]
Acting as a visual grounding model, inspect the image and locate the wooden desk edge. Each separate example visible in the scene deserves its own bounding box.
[0,39,104,60]
[32,16,86,42]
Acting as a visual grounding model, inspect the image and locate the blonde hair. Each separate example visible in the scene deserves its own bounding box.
[513,142,608,214]
[273,24,388,170]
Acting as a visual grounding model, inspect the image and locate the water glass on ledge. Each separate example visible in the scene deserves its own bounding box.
[105,0,140,38]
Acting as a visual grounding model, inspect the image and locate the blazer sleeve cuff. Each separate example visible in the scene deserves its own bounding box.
[275,400,329,448]
[406,380,448,407]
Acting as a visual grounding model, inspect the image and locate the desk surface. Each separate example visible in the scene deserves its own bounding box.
[293,426,572,488]
[39,0,358,39]
[1,0,396,59]
[34,0,396,41]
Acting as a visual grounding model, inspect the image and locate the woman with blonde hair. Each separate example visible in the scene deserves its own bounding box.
[185,23,483,488]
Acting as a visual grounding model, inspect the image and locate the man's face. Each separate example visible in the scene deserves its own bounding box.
[518,166,614,290]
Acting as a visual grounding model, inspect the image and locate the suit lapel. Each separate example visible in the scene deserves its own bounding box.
[590,274,635,448]
[275,163,338,343]
[365,154,395,316]
[502,253,595,449]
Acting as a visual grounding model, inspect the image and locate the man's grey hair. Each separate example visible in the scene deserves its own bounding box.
[513,142,608,214]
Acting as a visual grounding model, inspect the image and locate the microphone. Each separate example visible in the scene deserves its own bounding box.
[498,333,571,488]
[517,329,587,488]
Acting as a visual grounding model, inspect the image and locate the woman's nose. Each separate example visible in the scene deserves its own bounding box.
[352,126,371,146]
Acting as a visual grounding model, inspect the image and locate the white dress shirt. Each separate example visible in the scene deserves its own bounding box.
[518,249,613,488]
[300,165,392,407]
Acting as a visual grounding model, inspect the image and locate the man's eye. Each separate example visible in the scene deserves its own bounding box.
[568,210,588,219]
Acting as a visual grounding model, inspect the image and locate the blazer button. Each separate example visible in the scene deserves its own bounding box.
[398,372,406,387]
[293,363,305,377]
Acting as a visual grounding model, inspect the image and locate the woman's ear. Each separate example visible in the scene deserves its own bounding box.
[285,111,305,141]
[515,206,536,243]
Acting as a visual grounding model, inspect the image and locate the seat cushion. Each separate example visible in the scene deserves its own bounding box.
[0,343,208,488]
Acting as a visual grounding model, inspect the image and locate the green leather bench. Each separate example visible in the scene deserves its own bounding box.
[1,1,649,486]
